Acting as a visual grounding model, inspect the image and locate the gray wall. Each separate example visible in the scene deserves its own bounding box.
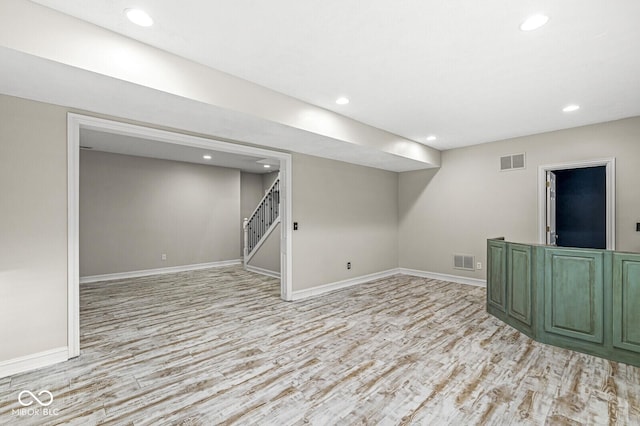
[0,95,68,361]
[262,171,279,193]
[80,150,241,276]
[291,153,399,290]
[398,117,640,280]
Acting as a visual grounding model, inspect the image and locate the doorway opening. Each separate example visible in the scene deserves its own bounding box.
[548,167,606,248]
[67,113,293,358]
[538,158,615,250]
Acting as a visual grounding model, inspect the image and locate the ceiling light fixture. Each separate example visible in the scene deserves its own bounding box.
[203,154,212,160]
[125,8,154,27]
[335,97,350,105]
[562,104,580,112]
[263,164,271,168]
[426,135,437,141]
[520,14,549,31]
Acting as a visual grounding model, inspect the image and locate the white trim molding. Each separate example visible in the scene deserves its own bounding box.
[0,347,68,379]
[291,269,400,300]
[67,114,80,358]
[398,268,486,287]
[80,260,243,284]
[245,265,281,279]
[68,113,293,359]
[280,158,293,301]
[537,158,616,250]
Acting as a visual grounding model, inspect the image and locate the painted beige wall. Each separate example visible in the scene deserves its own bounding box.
[80,150,241,276]
[240,172,264,257]
[291,154,398,290]
[248,222,281,273]
[262,171,279,193]
[399,117,640,280]
[0,95,68,361]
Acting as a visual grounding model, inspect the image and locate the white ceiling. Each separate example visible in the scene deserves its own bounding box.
[28,0,640,150]
[80,129,280,174]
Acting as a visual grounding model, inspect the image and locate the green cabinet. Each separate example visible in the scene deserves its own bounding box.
[487,239,507,313]
[507,244,533,330]
[544,249,604,344]
[486,238,639,367]
[613,253,640,354]
[486,240,534,336]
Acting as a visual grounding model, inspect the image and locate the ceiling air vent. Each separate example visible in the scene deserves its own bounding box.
[453,254,475,271]
[500,153,525,171]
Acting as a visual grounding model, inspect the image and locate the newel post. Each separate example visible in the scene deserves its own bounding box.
[243,217,249,261]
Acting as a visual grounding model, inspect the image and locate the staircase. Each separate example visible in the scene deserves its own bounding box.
[243,175,280,264]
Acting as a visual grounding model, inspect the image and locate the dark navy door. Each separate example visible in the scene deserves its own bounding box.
[554,166,606,249]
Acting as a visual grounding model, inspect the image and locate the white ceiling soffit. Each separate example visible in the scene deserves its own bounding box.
[0,47,429,173]
[80,129,280,174]
[23,0,640,150]
[0,0,440,172]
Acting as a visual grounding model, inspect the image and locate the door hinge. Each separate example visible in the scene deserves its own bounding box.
[546,181,550,188]
[546,226,550,232]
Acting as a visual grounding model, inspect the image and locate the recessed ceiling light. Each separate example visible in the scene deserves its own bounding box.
[426,135,437,141]
[336,97,350,105]
[562,104,580,112]
[520,14,549,31]
[203,154,212,160]
[263,164,271,168]
[125,8,153,27]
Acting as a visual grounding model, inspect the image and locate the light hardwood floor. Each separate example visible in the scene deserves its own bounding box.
[1,266,639,425]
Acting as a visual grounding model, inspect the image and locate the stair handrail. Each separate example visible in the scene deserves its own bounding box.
[245,173,280,225]
[244,174,280,260]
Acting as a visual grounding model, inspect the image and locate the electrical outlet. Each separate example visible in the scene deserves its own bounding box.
[347,262,351,270]
[476,262,482,270]
[161,253,167,261]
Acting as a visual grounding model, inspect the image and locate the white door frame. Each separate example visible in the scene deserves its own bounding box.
[545,170,557,245]
[67,113,293,358]
[537,158,615,250]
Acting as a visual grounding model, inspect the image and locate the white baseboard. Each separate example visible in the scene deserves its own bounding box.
[398,268,486,287]
[291,269,400,300]
[80,259,243,284]
[290,267,485,301]
[0,347,68,379]
[245,264,281,279]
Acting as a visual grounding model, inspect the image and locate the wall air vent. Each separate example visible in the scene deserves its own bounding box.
[500,153,525,171]
[453,254,475,271]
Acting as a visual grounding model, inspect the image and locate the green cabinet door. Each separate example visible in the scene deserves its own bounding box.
[507,244,533,327]
[487,240,507,313]
[613,253,640,353]
[544,249,604,344]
